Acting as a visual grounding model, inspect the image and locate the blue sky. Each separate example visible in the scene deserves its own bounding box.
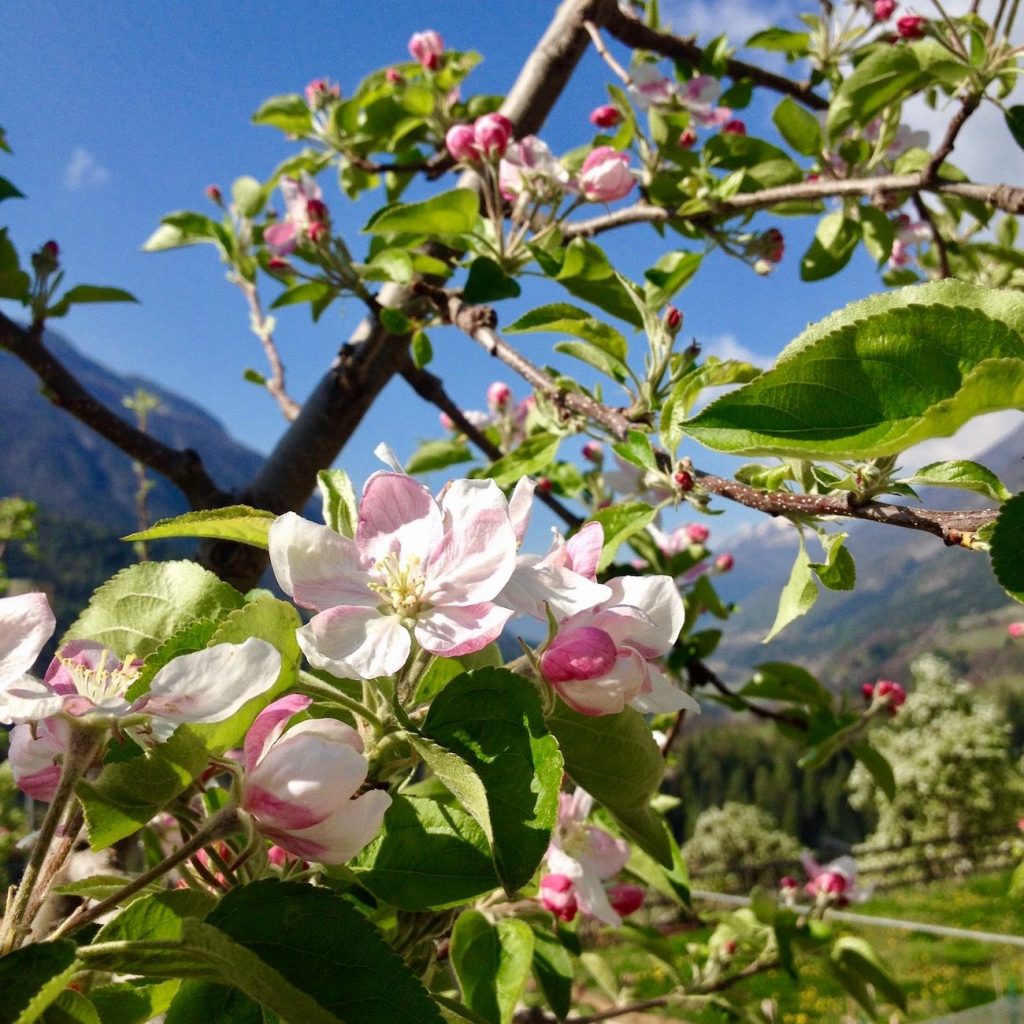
[3,0,1017,541]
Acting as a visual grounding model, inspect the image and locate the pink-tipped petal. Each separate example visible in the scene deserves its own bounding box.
[0,593,56,690]
[0,676,66,725]
[606,575,684,651]
[298,606,411,680]
[508,478,536,545]
[500,561,611,621]
[357,473,441,564]
[244,694,312,773]
[415,602,512,658]
[553,649,647,716]
[425,507,517,606]
[565,522,603,580]
[139,639,282,725]
[541,627,618,684]
[9,718,67,801]
[630,664,701,715]
[269,513,372,612]
[272,789,392,864]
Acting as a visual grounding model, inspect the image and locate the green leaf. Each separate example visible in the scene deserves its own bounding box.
[852,742,896,801]
[365,248,414,284]
[800,213,860,281]
[411,330,433,368]
[379,307,412,335]
[586,502,657,572]
[450,912,534,1024]
[53,874,161,903]
[47,285,139,319]
[643,251,702,309]
[483,433,561,488]
[827,46,926,139]
[611,430,657,474]
[0,175,25,203]
[463,257,521,303]
[904,460,1011,502]
[531,928,573,1021]
[365,188,480,236]
[40,990,100,1024]
[991,492,1024,602]
[859,205,895,266]
[165,982,261,1024]
[123,506,275,549]
[93,889,216,967]
[810,533,856,591]
[765,539,817,642]
[686,281,1024,460]
[351,795,500,910]
[63,560,245,659]
[772,97,823,156]
[77,729,212,849]
[1005,106,1024,153]
[0,940,78,1024]
[269,281,333,310]
[231,176,265,218]
[202,880,444,1024]
[505,303,628,360]
[743,662,832,711]
[252,93,313,135]
[831,936,906,1012]
[553,340,630,384]
[662,360,762,451]
[143,212,223,253]
[422,668,562,895]
[406,439,473,475]
[318,469,358,537]
[746,27,810,55]
[547,702,671,866]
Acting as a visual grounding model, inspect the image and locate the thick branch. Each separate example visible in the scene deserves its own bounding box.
[0,312,229,511]
[432,292,998,546]
[564,173,1024,239]
[199,0,600,590]
[593,0,828,110]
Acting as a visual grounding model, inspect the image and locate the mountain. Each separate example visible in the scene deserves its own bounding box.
[709,424,1024,691]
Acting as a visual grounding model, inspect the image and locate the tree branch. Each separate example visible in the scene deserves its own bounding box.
[593,0,829,110]
[0,312,230,512]
[687,656,808,730]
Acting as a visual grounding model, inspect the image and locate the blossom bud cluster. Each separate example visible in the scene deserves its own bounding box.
[264,173,331,259]
[446,113,515,162]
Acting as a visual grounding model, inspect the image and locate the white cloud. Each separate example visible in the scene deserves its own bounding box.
[703,333,769,367]
[64,147,110,191]
[900,410,1024,471]
[661,0,792,43]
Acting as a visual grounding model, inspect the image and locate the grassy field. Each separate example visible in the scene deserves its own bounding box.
[592,871,1024,1022]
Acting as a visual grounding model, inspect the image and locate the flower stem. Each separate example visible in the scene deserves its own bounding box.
[0,726,102,953]
[50,806,240,940]
[297,671,385,733]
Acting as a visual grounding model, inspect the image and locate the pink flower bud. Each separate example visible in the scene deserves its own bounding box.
[686,523,709,544]
[896,13,925,37]
[607,883,644,917]
[487,380,512,410]
[267,845,290,867]
[674,470,694,492]
[305,78,340,109]
[875,679,906,707]
[267,256,292,274]
[722,119,747,135]
[474,113,514,158]
[862,682,875,701]
[721,938,738,956]
[540,873,578,921]
[590,104,622,129]
[537,477,552,493]
[541,626,618,684]
[42,240,59,260]
[764,228,784,263]
[678,126,698,149]
[1009,622,1024,639]
[664,305,683,333]
[445,124,481,163]
[439,411,456,431]
[307,220,329,243]
[204,184,223,205]
[715,553,734,572]
[817,870,848,895]
[582,441,604,464]
[306,198,329,224]
[579,146,635,203]
[874,0,897,19]
[385,68,403,85]
[779,876,797,890]
[409,30,445,70]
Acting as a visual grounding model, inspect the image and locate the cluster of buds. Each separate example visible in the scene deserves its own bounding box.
[304,78,340,111]
[888,214,930,268]
[446,113,515,163]
[802,855,864,908]
[752,228,785,275]
[264,174,331,259]
[408,29,444,71]
[862,677,907,714]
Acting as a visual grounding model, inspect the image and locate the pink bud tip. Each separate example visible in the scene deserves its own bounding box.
[665,305,683,332]
[874,0,897,19]
[674,470,694,492]
[896,13,925,37]
[445,124,481,163]
[204,185,222,205]
[678,126,698,149]
[582,441,604,464]
[306,198,329,223]
[1008,622,1024,639]
[607,883,645,917]
[267,257,291,273]
[875,679,906,707]
[439,411,455,431]
[541,626,618,684]
[590,104,622,129]
[486,381,512,410]
[715,553,734,572]
[779,876,797,889]
[408,30,445,70]
[721,939,738,956]
[722,119,747,135]
[540,873,578,921]
[861,682,875,701]
[537,477,552,493]
[386,68,403,85]
[473,113,514,158]
[686,523,709,545]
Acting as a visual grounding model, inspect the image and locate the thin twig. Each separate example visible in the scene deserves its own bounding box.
[686,657,807,730]
[912,194,951,278]
[238,279,301,421]
[582,19,633,86]
[923,93,982,184]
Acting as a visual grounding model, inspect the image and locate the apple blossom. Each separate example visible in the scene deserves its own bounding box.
[9,717,68,801]
[0,592,55,693]
[241,695,391,864]
[473,113,514,158]
[445,124,480,163]
[0,637,281,728]
[263,174,325,257]
[545,790,632,926]
[802,854,868,906]
[539,873,578,921]
[628,63,677,109]
[269,472,518,679]
[590,104,621,129]
[498,136,568,200]
[539,575,699,716]
[408,29,444,70]
[578,146,634,203]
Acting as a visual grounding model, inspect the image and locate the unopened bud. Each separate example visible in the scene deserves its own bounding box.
[722,119,747,135]
[874,0,896,19]
[674,470,694,492]
[664,305,683,334]
[386,67,403,85]
[487,380,512,410]
[537,477,552,493]
[204,184,223,205]
[306,198,329,224]
[1009,622,1024,639]
[582,441,604,464]
[678,126,698,149]
[590,104,622,129]
[266,256,292,274]
[686,523,709,544]
[721,939,738,956]
[607,883,644,917]
[715,553,734,572]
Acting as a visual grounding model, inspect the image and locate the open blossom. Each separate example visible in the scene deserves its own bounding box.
[408,29,444,70]
[578,146,634,203]
[498,136,568,200]
[269,472,518,680]
[0,638,281,728]
[540,576,699,716]
[0,592,55,693]
[802,854,868,906]
[629,62,677,109]
[242,695,391,864]
[539,873,578,921]
[263,174,325,257]
[544,790,634,926]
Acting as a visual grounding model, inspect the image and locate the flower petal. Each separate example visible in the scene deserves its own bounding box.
[139,638,282,725]
[244,694,312,774]
[272,789,392,865]
[565,522,603,580]
[500,561,611,621]
[0,676,66,725]
[415,602,511,658]
[357,473,442,564]
[605,575,684,652]
[0,593,55,690]
[298,606,411,680]
[541,627,618,684]
[553,649,646,716]
[9,718,67,801]
[630,664,701,715]
[269,513,373,612]
[508,477,536,545]
[425,509,517,608]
